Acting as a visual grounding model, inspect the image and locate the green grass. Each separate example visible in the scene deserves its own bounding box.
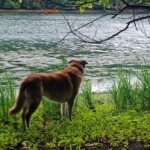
[110,69,138,111]
[81,81,94,109]
[110,65,150,111]
[136,65,150,110]
[41,98,60,119]
[0,65,150,149]
[0,99,150,149]
[0,68,16,123]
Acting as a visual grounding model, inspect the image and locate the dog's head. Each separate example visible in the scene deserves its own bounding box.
[68,59,88,68]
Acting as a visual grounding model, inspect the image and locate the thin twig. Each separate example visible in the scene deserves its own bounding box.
[72,15,150,44]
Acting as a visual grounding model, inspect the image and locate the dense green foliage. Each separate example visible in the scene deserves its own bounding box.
[0,66,150,149]
[0,94,150,149]
[0,92,150,149]
[0,0,149,10]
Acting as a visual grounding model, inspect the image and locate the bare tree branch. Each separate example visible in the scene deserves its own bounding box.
[62,14,97,42]
[66,2,150,44]
[112,6,127,18]
[132,8,138,30]
[68,15,150,44]
[53,13,110,46]
[52,0,150,45]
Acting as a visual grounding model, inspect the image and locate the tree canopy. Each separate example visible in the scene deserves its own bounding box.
[1,0,149,10]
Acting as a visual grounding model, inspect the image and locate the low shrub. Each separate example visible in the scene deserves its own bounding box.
[3,0,20,9]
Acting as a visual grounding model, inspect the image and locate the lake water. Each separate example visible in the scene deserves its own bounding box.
[0,12,150,92]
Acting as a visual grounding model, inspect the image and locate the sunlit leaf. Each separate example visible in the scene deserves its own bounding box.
[80,6,85,13]
[101,0,111,8]
[19,0,22,3]
[87,3,92,9]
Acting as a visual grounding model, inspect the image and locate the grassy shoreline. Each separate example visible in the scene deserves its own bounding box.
[0,9,103,13]
[0,65,150,149]
[0,8,146,14]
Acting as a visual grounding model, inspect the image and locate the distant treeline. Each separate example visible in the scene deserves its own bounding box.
[0,0,102,10]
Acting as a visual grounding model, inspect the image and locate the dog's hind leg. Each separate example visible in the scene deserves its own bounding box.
[25,100,41,128]
[23,86,43,128]
[22,105,29,129]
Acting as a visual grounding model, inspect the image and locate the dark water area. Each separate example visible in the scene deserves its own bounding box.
[0,12,150,92]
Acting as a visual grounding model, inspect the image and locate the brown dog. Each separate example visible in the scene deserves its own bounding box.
[9,59,87,128]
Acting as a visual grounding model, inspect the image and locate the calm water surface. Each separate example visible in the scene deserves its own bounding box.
[0,12,150,92]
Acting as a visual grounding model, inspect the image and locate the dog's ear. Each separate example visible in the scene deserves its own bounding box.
[80,60,88,68]
[68,60,88,66]
[81,60,88,66]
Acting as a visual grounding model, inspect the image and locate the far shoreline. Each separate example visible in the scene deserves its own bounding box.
[0,9,105,13]
[0,8,146,14]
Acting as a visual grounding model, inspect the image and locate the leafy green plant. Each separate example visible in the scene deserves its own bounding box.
[77,0,112,13]
[0,93,150,149]
[4,0,20,9]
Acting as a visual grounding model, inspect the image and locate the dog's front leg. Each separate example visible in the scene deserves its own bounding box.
[67,98,75,120]
[61,103,67,117]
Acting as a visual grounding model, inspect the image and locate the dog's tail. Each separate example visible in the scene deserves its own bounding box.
[9,85,26,115]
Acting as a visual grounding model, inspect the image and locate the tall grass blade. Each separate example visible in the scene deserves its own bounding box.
[111,65,150,111]
[0,68,16,122]
[136,64,150,110]
[81,81,94,109]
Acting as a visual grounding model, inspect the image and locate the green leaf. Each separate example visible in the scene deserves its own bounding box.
[101,0,112,8]
[19,0,22,3]
[80,6,85,13]
[87,3,92,9]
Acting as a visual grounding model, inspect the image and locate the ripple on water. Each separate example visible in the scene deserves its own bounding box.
[0,13,150,92]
